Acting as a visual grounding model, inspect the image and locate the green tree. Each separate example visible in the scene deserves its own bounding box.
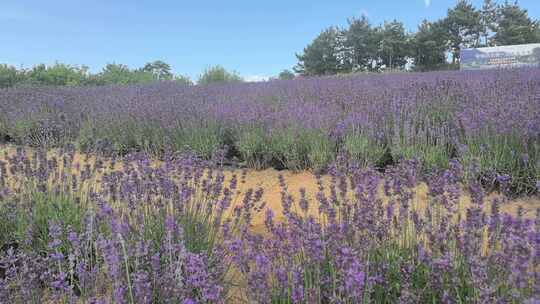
[378,20,410,69]
[142,60,173,80]
[26,63,90,86]
[444,0,483,63]
[412,20,450,71]
[197,65,243,85]
[492,1,540,45]
[295,27,349,76]
[174,74,193,85]
[480,0,498,46]
[345,17,379,71]
[0,64,26,88]
[278,69,295,80]
[98,63,154,85]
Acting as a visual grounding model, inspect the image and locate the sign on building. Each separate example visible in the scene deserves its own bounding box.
[460,43,540,70]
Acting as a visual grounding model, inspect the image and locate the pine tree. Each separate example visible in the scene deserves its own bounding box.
[413,20,450,71]
[294,27,349,76]
[444,0,483,63]
[480,0,498,46]
[345,16,379,71]
[492,2,540,45]
[378,20,410,70]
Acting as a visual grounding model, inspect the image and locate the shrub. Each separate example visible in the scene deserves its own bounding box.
[198,65,243,85]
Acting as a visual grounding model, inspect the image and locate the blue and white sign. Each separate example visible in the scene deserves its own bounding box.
[461,43,540,70]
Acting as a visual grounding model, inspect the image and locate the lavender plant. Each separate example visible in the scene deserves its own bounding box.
[0,148,266,303]
[226,159,539,303]
[0,147,539,302]
[1,69,538,193]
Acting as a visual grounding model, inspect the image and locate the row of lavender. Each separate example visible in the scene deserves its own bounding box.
[0,68,539,193]
[0,147,538,303]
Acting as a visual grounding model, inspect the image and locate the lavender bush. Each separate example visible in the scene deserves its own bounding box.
[0,68,538,193]
[228,158,539,303]
[0,147,263,303]
[0,147,538,303]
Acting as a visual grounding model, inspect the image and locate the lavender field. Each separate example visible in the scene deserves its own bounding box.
[1,68,539,194]
[0,68,539,303]
[0,146,538,303]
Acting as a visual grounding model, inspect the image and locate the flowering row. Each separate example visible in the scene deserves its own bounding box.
[1,68,538,193]
[0,147,538,303]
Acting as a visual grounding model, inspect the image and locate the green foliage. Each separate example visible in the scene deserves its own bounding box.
[0,64,26,88]
[98,63,155,85]
[78,118,166,156]
[0,202,27,247]
[197,65,243,85]
[236,126,272,169]
[251,128,337,172]
[295,27,351,76]
[343,131,386,167]
[10,117,65,147]
[270,128,311,171]
[26,63,91,86]
[295,1,540,74]
[412,20,451,71]
[305,130,336,172]
[0,60,192,88]
[0,189,85,252]
[278,69,295,80]
[345,17,378,71]
[460,133,539,194]
[28,192,85,251]
[395,144,451,172]
[174,74,194,85]
[480,0,498,46]
[378,20,411,69]
[141,60,174,80]
[444,0,483,63]
[170,122,223,159]
[492,2,540,45]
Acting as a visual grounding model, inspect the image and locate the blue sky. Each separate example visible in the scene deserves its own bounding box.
[1,0,539,81]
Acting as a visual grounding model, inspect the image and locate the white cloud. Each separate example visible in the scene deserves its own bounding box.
[424,0,431,8]
[244,75,270,82]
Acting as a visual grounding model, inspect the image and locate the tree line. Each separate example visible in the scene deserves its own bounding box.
[3,0,538,87]
[0,61,244,88]
[294,0,540,75]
